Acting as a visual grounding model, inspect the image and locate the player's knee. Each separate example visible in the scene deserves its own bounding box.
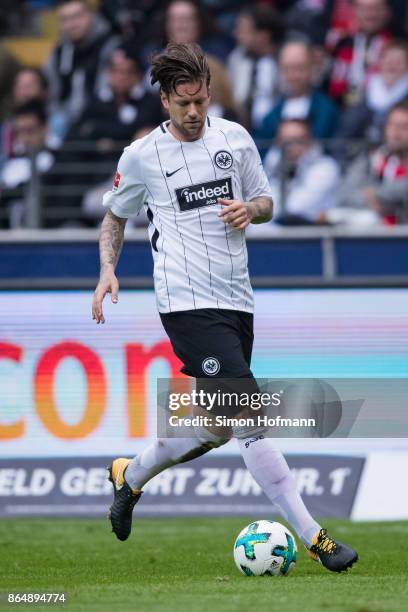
[232,421,268,440]
[176,433,228,464]
[194,423,229,447]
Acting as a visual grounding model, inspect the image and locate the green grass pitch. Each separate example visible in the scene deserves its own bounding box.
[1,517,407,611]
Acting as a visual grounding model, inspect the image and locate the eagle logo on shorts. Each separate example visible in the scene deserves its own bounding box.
[202,357,220,376]
[214,150,233,169]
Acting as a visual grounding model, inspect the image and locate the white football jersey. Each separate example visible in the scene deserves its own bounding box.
[103,116,272,313]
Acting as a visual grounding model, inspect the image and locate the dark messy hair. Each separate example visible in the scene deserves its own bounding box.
[150,42,210,95]
[56,0,91,9]
[14,99,47,125]
[278,118,311,132]
[388,101,408,116]
[240,4,284,46]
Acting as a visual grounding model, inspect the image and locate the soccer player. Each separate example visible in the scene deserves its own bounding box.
[92,42,358,573]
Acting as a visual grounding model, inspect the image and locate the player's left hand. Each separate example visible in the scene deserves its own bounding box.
[217,198,253,230]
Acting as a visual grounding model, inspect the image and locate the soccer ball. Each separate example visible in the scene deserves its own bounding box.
[233,520,297,576]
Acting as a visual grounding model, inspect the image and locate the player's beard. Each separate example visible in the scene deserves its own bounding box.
[171,115,205,141]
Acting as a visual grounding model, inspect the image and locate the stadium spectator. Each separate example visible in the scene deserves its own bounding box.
[66,46,163,149]
[337,40,408,140]
[0,1,27,37]
[390,0,408,35]
[328,0,394,107]
[1,68,52,162]
[284,0,335,45]
[12,68,48,107]
[360,176,408,220]
[82,173,148,226]
[2,101,50,170]
[99,0,163,38]
[326,103,408,224]
[206,56,242,123]
[0,100,57,228]
[326,0,357,50]
[61,45,163,225]
[257,41,339,151]
[44,0,120,137]
[263,119,340,223]
[150,1,239,123]
[227,5,284,131]
[327,0,408,48]
[82,124,153,226]
[0,45,21,123]
[142,0,231,67]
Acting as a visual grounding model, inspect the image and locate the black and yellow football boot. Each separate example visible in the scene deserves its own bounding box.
[107,458,142,541]
[307,528,358,572]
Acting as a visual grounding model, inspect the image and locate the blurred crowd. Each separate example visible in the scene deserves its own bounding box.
[0,0,408,229]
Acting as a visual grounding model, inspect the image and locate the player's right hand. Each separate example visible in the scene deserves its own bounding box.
[92,271,119,324]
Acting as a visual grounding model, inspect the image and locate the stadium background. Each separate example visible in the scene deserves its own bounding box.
[1,0,408,526]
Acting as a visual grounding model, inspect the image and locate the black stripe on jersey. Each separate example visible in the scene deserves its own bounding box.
[146,205,160,252]
[219,128,250,311]
[201,135,234,307]
[207,116,211,127]
[154,139,197,309]
[151,229,159,252]
[180,141,218,307]
[160,122,166,133]
[144,183,171,311]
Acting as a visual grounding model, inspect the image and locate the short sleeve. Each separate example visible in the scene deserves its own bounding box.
[102,146,146,218]
[239,127,273,202]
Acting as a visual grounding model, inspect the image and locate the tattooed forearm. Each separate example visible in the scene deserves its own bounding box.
[99,209,127,274]
[248,196,273,224]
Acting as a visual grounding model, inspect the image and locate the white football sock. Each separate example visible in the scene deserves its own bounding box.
[237,436,320,547]
[125,438,212,490]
